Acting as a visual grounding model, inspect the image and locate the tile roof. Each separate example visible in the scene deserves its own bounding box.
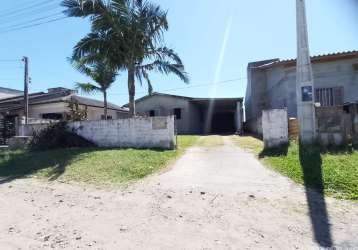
[0,89,128,113]
[253,50,358,69]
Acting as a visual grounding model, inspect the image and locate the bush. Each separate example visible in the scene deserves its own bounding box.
[29,122,95,151]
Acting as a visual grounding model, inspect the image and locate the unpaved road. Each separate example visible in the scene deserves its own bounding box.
[0,136,357,249]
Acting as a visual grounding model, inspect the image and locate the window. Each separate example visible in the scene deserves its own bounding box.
[42,113,63,120]
[101,115,113,120]
[353,63,358,71]
[149,110,156,117]
[315,87,344,107]
[173,108,182,120]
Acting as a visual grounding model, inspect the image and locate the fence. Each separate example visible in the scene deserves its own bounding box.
[18,116,176,149]
[315,104,358,146]
[262,109,288,148]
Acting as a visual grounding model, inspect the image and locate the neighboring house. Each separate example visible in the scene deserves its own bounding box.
[0,87,23,100]
[245,50,358,134]
[0,87,129,121]
[133,92,243,134]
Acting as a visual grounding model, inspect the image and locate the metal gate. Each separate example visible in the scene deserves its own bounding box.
[0,116,16,145]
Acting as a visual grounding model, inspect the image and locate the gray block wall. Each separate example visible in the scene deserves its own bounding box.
[262,109,288,148]
[69,116,176,149]
[245,56,358,135]
[18,117,176,149]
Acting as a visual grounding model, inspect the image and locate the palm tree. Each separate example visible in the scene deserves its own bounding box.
[62,0,189,117]
[72,59,117,120]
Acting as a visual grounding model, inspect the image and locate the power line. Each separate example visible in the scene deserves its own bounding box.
[0,5,63,25]
[108,77,247,96]
[0,0,59,19]
[0,12,65,30]
[0,16,69,34]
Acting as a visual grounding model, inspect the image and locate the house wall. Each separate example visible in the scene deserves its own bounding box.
[135,95,201,134]
[16,102,127,120]
[246,57,358,134]
[85,105,129,120]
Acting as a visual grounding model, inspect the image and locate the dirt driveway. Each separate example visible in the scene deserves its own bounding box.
[0,136,357,249]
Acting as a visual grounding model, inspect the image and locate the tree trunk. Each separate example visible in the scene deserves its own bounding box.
[103,90,108,120]
[128,65,136,117]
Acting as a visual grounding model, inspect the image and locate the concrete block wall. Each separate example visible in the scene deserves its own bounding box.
[244,117,263,136]
[262,109,288,148]
[68,116,175,149]
[17,118,56,137]
[18,116,176,149]
[247,57,358,121]
[316,107,346,146]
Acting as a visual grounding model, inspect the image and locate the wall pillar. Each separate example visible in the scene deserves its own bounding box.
[235,102,243,134]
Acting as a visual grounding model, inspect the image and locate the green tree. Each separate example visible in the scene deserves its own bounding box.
[62,0,189,117]
[72,59,117,120]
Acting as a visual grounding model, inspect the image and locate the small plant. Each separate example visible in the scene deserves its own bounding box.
[29,122,95,151]
[67,99,88,121]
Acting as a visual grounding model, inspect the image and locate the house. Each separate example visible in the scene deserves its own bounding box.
[0,87,129,121]
[245,50,358,134]
[0,87,23,100]
[133,92,243,134]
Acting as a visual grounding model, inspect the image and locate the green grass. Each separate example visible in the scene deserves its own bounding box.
[232,136,358,200]
[0,136,199,186]
[196,135,225,147]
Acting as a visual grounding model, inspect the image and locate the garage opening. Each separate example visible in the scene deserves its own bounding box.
[192,98,242,135]
[211,112,236,134]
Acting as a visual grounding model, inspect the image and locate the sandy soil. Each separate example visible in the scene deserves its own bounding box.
[0,137,357,250]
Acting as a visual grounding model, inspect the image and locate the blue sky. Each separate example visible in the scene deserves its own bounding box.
[0,0,357,106]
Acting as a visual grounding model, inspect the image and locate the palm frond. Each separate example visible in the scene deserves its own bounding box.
[75,82,101,94]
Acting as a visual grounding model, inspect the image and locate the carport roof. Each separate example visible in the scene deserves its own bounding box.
[131,92,243,106]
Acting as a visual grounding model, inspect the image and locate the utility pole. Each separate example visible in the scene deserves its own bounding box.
[296,0,316,144]
[22,56,29,125]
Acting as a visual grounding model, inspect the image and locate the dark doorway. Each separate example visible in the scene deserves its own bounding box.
[211,113,235,134]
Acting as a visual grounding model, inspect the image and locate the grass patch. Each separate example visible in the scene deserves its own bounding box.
[232,136,358,200]
[0,136,199,186]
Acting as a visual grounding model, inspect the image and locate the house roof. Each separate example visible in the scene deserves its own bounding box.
[128,92,243,107]
[0,87,23,94]
[252,50,358,70]
[0,88,128,113]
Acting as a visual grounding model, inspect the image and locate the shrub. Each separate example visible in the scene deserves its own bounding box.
[29,122,95,151]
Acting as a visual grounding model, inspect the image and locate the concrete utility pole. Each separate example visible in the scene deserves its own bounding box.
[296,0,316,144]
[22,56,29,125]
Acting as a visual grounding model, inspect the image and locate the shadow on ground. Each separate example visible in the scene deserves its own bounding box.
[259,141,333,247]
[0,148,97,185]
[258,143,289,158]
[299,144,333,247]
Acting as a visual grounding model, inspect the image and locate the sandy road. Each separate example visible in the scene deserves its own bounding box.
[0,136,357,249]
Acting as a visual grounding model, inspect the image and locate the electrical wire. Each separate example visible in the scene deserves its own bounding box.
[0,12,65,30]
[0,16,69,34]
[0,0,59,19]
[108,77,247,96]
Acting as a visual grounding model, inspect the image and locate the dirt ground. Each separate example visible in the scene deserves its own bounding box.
[0,136,357,249]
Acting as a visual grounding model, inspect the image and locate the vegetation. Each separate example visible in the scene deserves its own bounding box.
[62,0,189,116]
[196,136,225,147]
[232,136,358,200]
[73,59,117,120]
[0,136,198,186]
[29,122,95,151]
